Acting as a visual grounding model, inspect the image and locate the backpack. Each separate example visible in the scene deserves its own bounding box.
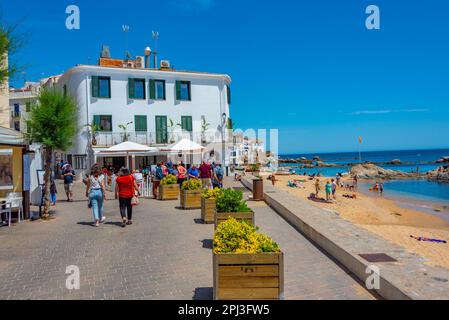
[155,166,164,180]
[215,167,224,180]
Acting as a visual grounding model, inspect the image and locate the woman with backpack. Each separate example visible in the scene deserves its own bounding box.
[212,163,224,189]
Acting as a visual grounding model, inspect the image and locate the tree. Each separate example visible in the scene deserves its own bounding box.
[26,89,78,219]
[0,18,25,84]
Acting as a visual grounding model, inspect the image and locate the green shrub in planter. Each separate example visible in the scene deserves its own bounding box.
[181,178,203,191]
[160,174,177,185]
[215,188,251,213]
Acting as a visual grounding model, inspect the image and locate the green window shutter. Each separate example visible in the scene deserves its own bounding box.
[149,79,155,99]
[93,115,100,126]
[25,102,31,112]
[91,76,99,98]
[135,116,147,132]
[128,78,135,99]
[175,81,181,100]
[181,116,192,132]
[227,85,231,104]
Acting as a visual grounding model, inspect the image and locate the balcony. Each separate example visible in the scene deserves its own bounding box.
[92,131,227,148]
[11,111,20,118]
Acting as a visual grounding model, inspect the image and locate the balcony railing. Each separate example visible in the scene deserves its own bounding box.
[93,131,229,147]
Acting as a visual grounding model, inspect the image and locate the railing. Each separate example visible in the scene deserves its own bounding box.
[94,131,228,147]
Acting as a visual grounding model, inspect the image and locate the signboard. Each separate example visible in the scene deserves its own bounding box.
[37,170,46,186]
[0,149,14,190]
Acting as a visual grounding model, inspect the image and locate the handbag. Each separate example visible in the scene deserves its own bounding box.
[131,195,139,206]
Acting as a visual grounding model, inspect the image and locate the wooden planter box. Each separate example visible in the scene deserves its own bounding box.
[213,252,284,300]
[180,189,202,209]
[215,211,255,229]
[158,184,179,200]
[201,198,216,223]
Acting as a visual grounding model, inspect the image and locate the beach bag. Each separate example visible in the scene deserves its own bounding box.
[131,195,139,206]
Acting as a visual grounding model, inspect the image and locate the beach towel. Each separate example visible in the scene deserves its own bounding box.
[410,235,447,244]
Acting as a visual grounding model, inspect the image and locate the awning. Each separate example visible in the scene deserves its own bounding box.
[0,126,26,146]
[161,139,205,153]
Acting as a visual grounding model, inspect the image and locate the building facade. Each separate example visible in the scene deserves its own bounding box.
[55,60,232,174]
[9,82,41,132]
[0,53,9,128]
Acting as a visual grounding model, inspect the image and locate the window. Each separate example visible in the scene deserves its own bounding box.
[92,76,111,98]
[134,115,147,132]
[155,116,168,144]
[63,85,67,97]
[25,102,31,112]
[128,78,146,99]
[74,155,87,170]
[227,85,231,105]
[93,115,112,131]
[176,81,191,101]
[14,121,20,131]
[181,116,193,132]
[149,80,166,100]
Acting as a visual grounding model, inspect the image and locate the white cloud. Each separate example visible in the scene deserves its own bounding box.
[350,108,430,116]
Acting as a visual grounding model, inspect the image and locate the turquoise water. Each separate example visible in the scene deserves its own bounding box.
[359,179,449,204]
[280,149,449,203]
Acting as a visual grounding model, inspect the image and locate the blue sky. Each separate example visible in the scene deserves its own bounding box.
[2,0,449,154]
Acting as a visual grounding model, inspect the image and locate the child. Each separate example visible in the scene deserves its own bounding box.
[325,181,332,202]
[50,178,57,206]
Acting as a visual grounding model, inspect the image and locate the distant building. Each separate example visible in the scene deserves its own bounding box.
[9,82,41,132]
[53,52,232,174]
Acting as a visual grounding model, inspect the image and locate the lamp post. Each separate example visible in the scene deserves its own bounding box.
[144,46,152,68]
[221,112,227,175]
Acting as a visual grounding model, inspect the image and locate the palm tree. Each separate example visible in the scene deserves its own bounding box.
[118,121,133,142]
[26,88,78,219]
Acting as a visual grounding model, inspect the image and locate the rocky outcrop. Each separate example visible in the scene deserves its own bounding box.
[389,159,402,165]
[436,156,449,164]
[426,166,449,182]
[350,163,412,179]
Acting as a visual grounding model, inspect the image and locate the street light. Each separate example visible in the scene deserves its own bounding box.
[144,46,152,68]
[221,112,227,174]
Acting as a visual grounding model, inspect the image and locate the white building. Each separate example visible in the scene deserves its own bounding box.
[54,57,232,174]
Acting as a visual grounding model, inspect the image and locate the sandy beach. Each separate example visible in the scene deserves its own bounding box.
[269,174,449,269]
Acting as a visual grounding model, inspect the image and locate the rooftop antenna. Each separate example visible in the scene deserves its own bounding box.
[152,30,159,69]
[123,25,131,59]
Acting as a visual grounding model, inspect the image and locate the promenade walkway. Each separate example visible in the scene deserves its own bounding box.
[0,178,375,300]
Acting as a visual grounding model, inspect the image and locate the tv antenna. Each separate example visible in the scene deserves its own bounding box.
[152,31,159,68]
[123,25,131,59]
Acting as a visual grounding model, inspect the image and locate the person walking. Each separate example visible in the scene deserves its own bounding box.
[177,161,187,186]
[199,161,212,188]
[115,167,140,228]
[212,164,224,188]
[62,164,76,202]
[85,165,106,227]
[314,178,321,198]
[133,170,144,195]
[353,174,358,190]
[50,177,57,206]
[331,178,337,200]
[152,162,164,199]
[325,181,332,202]
[379,182,384,196]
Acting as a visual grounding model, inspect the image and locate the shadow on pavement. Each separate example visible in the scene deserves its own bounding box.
[201,239,213,249]
[193,287,213,300]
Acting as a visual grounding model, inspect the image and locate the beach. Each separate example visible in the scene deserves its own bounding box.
[270,174,449,269]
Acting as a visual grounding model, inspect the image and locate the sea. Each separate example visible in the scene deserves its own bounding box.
[279,149,449,205]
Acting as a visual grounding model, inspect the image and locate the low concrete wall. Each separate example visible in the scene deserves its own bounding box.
[241,175,449,300]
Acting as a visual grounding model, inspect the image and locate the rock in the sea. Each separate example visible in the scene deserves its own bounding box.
[436,156,449,163]
[350,163,411,179]
[426,166,449,182]
[313,156,320,161]
[389,159,402,165]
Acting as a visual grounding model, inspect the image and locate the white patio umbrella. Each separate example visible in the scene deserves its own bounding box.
[102,141,159,168]
[161,139,205,165]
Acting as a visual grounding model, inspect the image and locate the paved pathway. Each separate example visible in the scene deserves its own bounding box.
[0,178,376,300]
